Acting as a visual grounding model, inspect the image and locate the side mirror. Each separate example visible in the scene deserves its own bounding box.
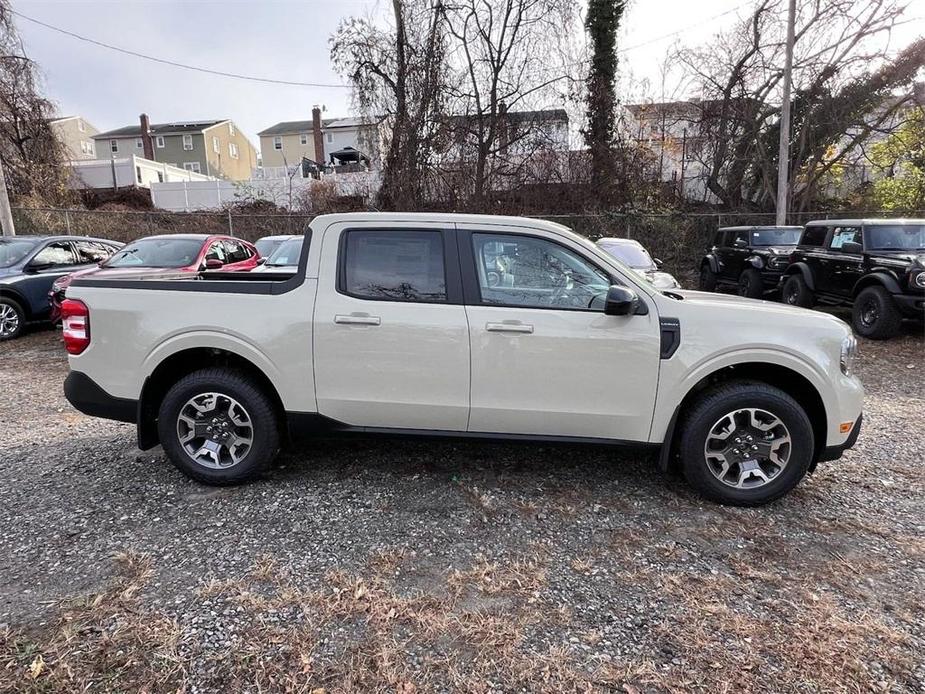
[733,238,748,248]
[841,241,863,254]
[204,258,224,270]
[654,257,664,268]
[604,285,645,316]
[256,257,267,265]
[25,262,51,273]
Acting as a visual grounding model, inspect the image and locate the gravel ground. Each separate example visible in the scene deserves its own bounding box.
[0,317,923,693]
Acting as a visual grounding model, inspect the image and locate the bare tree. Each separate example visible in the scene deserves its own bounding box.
[331,0,447,210]
[674,0,924,211]
[0,1,70,206]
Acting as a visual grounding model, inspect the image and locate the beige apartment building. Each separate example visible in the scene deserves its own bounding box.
[258,107,383,169]
[92,114,258,180]
[50,116,99,160]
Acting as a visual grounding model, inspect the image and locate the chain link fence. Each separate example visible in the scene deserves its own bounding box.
[10,206,924,280]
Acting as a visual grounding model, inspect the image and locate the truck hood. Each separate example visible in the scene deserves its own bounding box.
[665,289,847,328]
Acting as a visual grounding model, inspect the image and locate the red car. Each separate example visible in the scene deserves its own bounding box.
[50,234,259,320]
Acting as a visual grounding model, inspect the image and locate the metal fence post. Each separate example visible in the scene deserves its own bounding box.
[64,208,71,235]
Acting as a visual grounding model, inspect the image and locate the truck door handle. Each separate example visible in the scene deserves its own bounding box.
[486,321,533,334]
[335,314,381,326]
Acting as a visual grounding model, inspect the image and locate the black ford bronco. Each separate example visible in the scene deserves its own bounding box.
[781,219,925,339]
[699,226,803,298]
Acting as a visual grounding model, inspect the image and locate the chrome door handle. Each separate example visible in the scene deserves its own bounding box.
[486,322,533,334]
[335,314,381,326]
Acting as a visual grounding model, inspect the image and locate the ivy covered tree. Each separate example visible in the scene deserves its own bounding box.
[583,0,625,197]
[867,107,925,212]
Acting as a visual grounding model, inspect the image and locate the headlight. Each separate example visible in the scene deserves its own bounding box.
[913,271,925,289]
[768,256,789,269]
[840,334,858,376]
[749,256,765,269]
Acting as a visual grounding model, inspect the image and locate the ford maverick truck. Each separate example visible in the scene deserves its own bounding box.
[62,213,864,506]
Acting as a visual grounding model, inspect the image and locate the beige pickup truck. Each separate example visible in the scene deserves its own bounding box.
[61,213,864,506]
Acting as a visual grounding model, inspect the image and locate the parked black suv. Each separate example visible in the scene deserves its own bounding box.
[699,226,803,298]
[781,219,925,339]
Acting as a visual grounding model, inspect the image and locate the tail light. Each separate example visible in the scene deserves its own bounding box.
[61,299,90,354]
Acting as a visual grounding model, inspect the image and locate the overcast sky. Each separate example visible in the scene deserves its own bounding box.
[13,0,925,149]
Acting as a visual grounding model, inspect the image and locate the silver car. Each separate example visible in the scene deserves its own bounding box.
[596,237,680,290]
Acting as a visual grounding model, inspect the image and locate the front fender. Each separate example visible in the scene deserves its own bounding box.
[784,262,815,291]
[703,254,720,273]
[853,271,902,296]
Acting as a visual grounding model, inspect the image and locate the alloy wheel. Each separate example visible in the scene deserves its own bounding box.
[703,408,792,489]
[176,392,254,469]
[0,304,20,338]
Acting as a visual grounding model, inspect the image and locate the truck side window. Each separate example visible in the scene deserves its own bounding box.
[472,233,610,309]
[829,227,861,250]
[341,230,447,302]
[801,226,829,247]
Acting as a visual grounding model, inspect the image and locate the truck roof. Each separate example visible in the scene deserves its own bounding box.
[717,226,802,231]
[804,218,925,227]
[312,212,573,234]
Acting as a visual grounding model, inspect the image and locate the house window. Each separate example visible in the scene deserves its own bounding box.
[156,136,165,148]
[300,133,308,145]
[183,162,201,173]
[136,138,144,149]
[273,136,282,150]
[213,136,220,153]
[77,119,85,132]
[110,139,119,153]
[327,132,333,143]
[136,166,143,184]
[157,171,164,183]
[229,122,235,136]
[229,142,239,159]
[183,134,193,151]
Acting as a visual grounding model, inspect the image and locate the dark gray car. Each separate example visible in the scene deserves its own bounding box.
[0,235,122,340]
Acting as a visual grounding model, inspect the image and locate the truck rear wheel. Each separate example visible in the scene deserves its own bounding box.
[157,367,280,485]
[852,285,902,340]
[678,381,814,506]
[782,274,814,308]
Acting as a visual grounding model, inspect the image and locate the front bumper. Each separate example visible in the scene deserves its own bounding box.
[893,293,925,318]
[819,413,862,462]
[64,370,137,423]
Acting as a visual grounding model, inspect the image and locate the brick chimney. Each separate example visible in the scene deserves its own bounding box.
[312,105,325,164]
[139,113,155,160]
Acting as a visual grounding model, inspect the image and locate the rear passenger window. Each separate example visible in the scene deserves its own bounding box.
[801,226,829,247]
[342,230,446,302]
[75,240,110,263]
[829,227,861,250]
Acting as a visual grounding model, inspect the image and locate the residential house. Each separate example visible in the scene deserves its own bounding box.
[258,107,384,171]
[92,114,258,180]
[442,107,571,160]
[49,115,99,160]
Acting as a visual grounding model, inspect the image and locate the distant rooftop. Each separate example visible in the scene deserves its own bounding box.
[258,116,383,137]
[94,120,229,139]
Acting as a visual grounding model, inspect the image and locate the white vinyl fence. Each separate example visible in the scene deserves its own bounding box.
[68,155,213,191]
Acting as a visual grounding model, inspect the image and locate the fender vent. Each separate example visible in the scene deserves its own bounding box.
[660,317,681,359]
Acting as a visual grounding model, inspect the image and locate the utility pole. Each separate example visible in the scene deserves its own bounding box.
[775,0,797,226]
[0,161,15,236]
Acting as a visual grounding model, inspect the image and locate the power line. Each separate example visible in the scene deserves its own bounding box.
[11,9,352,89]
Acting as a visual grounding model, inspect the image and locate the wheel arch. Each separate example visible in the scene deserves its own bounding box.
[852,271,901,297]
[658,361,827,473]
[137,346,286,450]
[782,261,815,290]
[701,254,720,274]
[0,287,30,318]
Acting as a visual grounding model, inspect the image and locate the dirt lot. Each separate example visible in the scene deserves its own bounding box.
[0,319,923,693]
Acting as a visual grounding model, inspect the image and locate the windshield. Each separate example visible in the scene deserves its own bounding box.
[598,241,655,269]
[265,237,303,266]
[865,225,925,251]
[105,238,204,268]
[750,228,802,246]
[0,238,40,268]
[255,237,285,257]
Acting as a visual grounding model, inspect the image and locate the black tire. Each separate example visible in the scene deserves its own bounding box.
[0,297,25,341]
[782,274,814,308]
[852,285,902,340]
[699,264,717,292]
[678,380,814,507]
[738,268,763,299]
[157,367,280,485]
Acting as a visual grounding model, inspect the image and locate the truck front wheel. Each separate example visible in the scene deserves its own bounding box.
[852,285,902,340]
[157,367,280,485]
[678,381,814,506]
[782,274,814,308]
